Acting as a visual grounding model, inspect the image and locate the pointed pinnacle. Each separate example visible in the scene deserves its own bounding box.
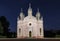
[37,8,39,12]
[29,3,31,8]
[21,8,23,12]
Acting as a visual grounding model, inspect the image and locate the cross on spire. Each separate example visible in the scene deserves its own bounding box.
[37,8,39,12]
[29,3,31,8]
[21,8,23,12]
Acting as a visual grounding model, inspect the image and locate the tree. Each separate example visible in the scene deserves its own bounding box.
[44,30,56,38]
[0,21,3,35]
[0,16,10,37]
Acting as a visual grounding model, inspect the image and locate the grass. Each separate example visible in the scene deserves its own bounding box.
[55,35,60,38]
[0,35,6,38]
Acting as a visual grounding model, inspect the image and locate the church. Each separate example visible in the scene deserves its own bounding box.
[17,3,44,38]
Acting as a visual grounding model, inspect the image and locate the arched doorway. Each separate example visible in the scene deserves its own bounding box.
[29,31,32,37]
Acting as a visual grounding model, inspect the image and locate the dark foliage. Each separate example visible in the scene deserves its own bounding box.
[0,16,10,37]
[44,30,56,38]
[7,32,17,38]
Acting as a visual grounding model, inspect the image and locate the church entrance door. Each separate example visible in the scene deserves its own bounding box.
[29,31,32,37]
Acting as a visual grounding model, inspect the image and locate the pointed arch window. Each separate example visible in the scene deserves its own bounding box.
[29,31,31,37]
[40,28,41,35]
[19,28,21,34]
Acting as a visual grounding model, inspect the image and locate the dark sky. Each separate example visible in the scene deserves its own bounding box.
[0,0,60,32]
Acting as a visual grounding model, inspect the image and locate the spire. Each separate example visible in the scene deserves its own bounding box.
[29,3,31,8]
[36,8,40,20]
[20,8,24,20]
[20,8,23,15]
[37,8,40,16]
[28,3,32,16]
[21,8,23,12]
[37,8,39,12]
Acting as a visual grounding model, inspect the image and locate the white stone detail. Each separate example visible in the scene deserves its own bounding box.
[17,3,44,38]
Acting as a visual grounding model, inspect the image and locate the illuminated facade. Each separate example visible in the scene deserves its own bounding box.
[17,3,44,38]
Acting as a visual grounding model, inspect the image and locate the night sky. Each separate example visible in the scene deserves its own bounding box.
[0,0,60,32]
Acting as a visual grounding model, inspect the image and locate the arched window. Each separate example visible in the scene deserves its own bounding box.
[29,31,31,37]
[40,28,41,35]
[19,28,21,34]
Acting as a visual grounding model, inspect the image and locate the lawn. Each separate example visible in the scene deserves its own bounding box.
[0,35,6,38]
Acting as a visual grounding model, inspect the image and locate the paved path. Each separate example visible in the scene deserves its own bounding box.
[0,38,60,41]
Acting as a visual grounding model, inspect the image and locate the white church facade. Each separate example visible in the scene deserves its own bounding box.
[17,3,44,38]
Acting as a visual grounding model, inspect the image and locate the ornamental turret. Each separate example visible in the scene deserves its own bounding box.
[36,8,41,20]
[20,8,25,20]
[28,3,32,16]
